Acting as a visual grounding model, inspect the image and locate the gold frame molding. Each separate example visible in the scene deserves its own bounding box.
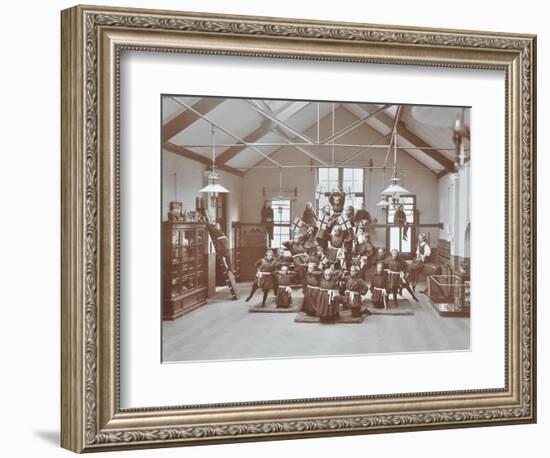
[61,4,537,453]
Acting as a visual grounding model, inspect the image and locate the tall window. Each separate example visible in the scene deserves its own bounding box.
[317,168,364,211]
[271,199,291,249]
[387,195,416,254]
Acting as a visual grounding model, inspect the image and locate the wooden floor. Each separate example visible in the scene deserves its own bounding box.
[162,282,470,362]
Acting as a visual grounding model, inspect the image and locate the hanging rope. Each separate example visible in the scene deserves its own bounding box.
[279,167,283,199]
[391,106,402,177]
[211,125,216,173]
[331,102,335,167]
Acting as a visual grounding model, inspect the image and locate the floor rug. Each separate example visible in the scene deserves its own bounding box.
[294,312,363,324]
[248,305,301,313]
[366,299,414,315]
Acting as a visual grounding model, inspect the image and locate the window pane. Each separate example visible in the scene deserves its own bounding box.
[343,168,353,181]
[318,196,330,211]
[282,210,290,223]
[389,227,400,252]
[318,168,365,213]
[342,180,351,193]
[282,227,290,240]
[389,227,411,253]
[345,195,363,209]
[272,199,291,223]
[402,234,411,252]
[271,199,291,248]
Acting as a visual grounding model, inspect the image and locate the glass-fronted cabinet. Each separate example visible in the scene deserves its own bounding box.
[163,221,207,320]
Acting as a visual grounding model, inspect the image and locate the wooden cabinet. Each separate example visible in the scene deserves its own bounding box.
[162,221,207,320]
[232,223,268,282]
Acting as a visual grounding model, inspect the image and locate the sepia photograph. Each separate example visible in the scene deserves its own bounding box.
[58,3,536,452]
[161,96,471,363]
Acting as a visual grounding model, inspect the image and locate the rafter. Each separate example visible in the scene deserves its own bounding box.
[172,97,282,167]
[271,127,329,166]
[162,97,224,141]
[374,110,455,173]
[163,142,244,177]
[216,120,273,165]
[245,100,315,144]
[321,105,391,144]
[336,132,391,167]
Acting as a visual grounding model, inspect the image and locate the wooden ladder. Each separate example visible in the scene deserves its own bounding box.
[220,259,238,300]
[201,210,239,300]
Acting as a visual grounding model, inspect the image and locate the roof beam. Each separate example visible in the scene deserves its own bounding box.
[374,110,455,172]
[172,98,282,167]
[271,127,329,166]
[321,105,391,144]
[163,142,244,177]
[336,132,391,167]
[245,100,315,144]
[162,97,224,141]
[216,120,273,165]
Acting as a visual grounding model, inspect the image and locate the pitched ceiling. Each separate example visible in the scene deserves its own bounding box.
[162,96,470,176]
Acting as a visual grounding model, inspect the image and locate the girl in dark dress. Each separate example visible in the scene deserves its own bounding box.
[316,268,341,323]
[387,249,405,308]
[245,249,277,306]
[354,203,372,226]
[393,204,409,241]
[207,221,233,271]
[283,233,309,290]
[398,266,420,303]
[261,201,274,242]
[354,233,375,264]
[371,262,388,309]
[302,262,321,316]
[275,265,293,308]
[315,204,333,250]
[302,201,317,227]
[342,205,356,269]
[312,244,330,271]
[356,255,370,281]
[273,247,291,296]
[329,225,344,249]
[324,189,346,215]
[343,265,369,317]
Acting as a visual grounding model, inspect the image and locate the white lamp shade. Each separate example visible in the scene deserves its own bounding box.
[376,199,391,207]
[381,183,409,196]
[381,176,409,196]
[199,182,230,193]
[199,171,230,194]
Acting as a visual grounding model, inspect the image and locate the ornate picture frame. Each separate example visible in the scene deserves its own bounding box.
[61,4,536,453]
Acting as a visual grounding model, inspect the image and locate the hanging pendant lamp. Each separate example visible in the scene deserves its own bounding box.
[376,198,391,207]
[199,172,229,194]
[381,176,409,196]
[380,115,409,199]
[199,125,230,194]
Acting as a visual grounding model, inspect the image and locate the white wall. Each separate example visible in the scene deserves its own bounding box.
[438,164,471,257]
[242,107,440,246]
[0,1,546,458]
[162,149,242,246]
[162,149,205,217]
